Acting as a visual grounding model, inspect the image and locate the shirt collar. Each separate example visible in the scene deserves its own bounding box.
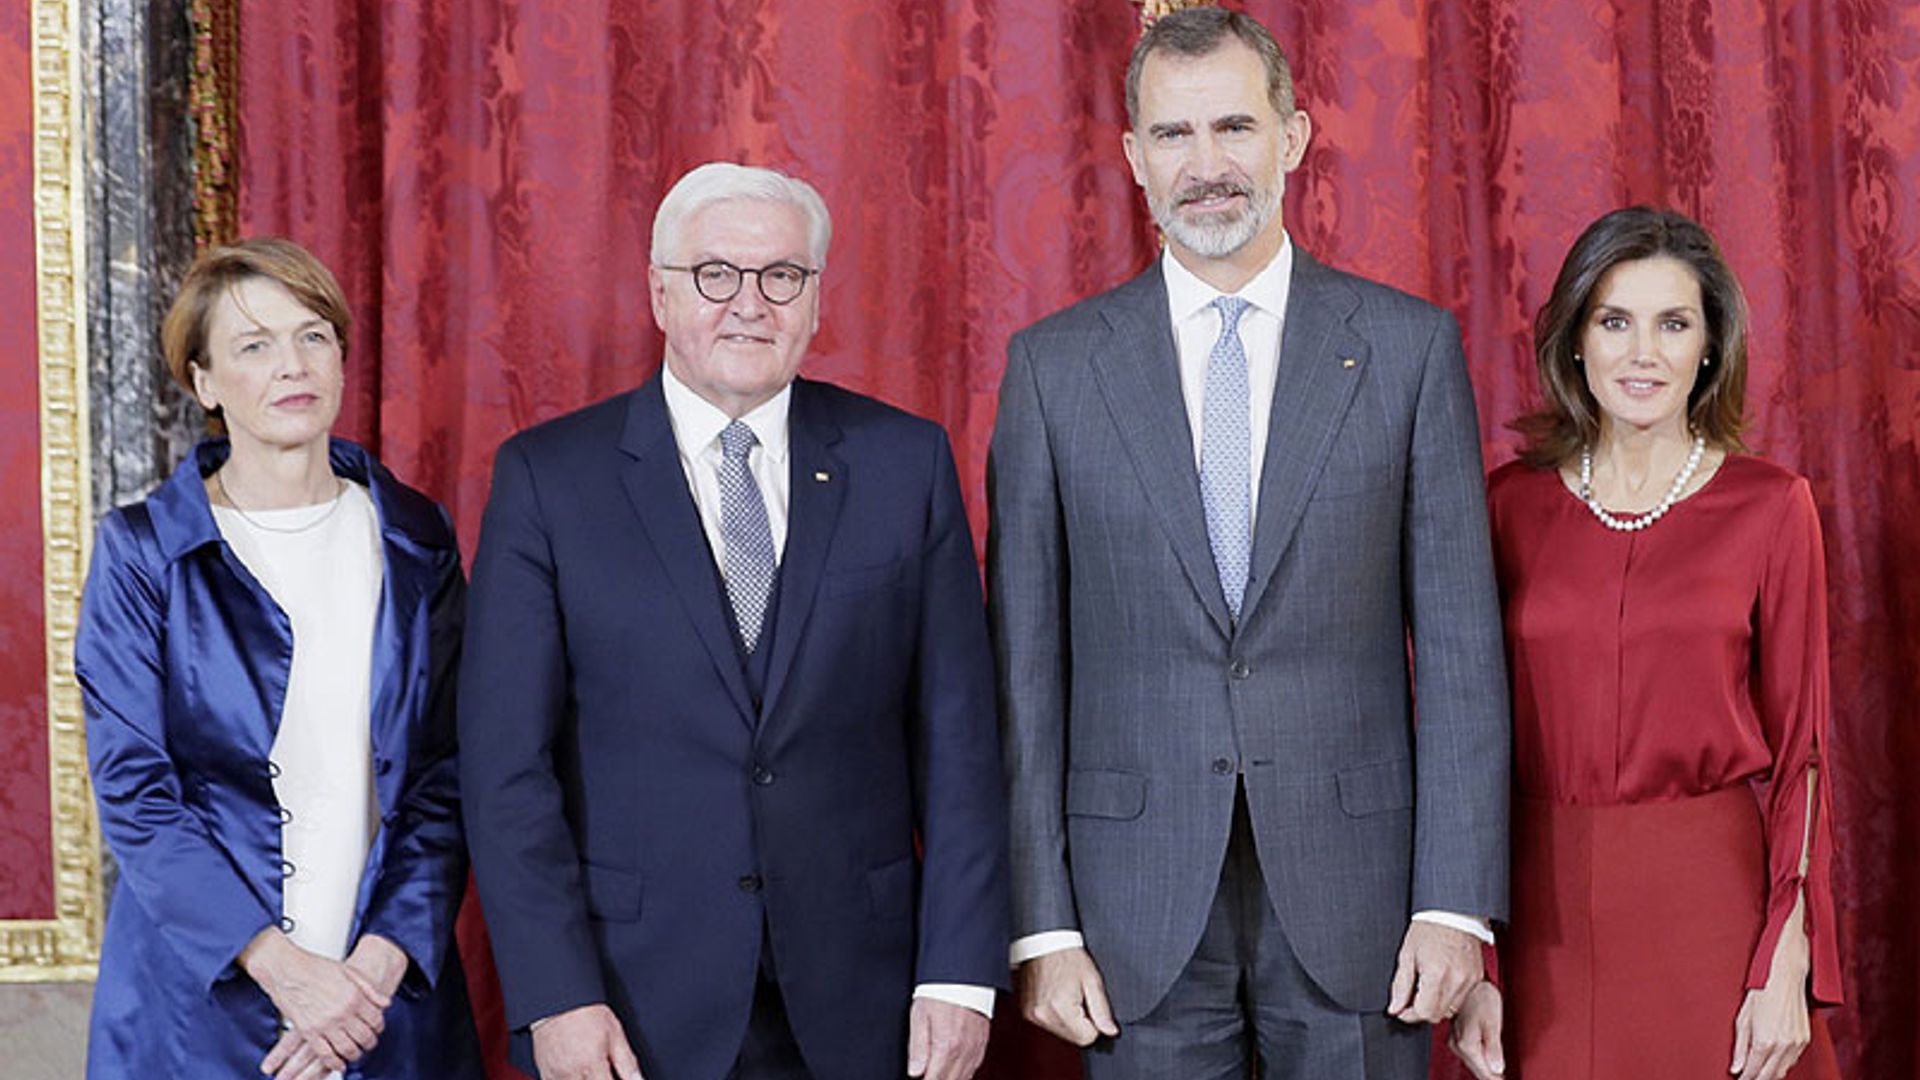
[1162,231,1294,324]
[660,361,792,464]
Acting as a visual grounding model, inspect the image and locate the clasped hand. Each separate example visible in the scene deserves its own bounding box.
[242,930,407,1080]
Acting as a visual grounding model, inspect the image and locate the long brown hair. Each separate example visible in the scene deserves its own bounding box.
[1514,206,1749,467]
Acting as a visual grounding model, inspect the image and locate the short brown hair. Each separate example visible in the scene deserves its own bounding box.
[1515,206,1749,467]
[1125,6,1296,129]
[160,237,352,423]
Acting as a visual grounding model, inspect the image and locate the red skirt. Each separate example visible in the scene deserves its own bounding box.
[1505,788,1837,1079]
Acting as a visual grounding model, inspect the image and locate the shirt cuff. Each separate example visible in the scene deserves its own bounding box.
[1411,909,1495,945]
[1009,929,1085,966]
[913,983,995,1019]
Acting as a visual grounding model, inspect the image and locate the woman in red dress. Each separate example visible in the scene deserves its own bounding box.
[1448,207,1841,1080]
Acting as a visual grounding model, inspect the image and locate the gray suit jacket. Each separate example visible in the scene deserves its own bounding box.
[987,250,1509,1019]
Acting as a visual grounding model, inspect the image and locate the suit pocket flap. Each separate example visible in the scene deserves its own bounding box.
[581,863,642,921]
[1065,769,1147,820]
[1336,758,1412,817]
[866,855,916,920]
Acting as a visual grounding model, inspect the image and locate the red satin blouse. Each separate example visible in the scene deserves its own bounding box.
[1487,453,1842,1003]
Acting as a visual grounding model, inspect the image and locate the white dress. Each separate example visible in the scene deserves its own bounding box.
[213,481,383,966]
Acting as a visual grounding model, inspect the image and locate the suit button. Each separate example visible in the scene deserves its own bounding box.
[278,916,296,933]
[1228,659,1251,680]
[1212,758,1234,775]
[280,859,296,879]
[276,806,294,825]
[751,765,775,787]
[738,874,763,893]
[267,760,283,779]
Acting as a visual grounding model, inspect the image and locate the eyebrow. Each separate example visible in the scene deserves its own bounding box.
[1146,120,1194,138]
[227,318,331,343]
[1593,303,1701,315]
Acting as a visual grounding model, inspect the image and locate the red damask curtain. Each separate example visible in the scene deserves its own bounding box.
[229,2,1920,1077]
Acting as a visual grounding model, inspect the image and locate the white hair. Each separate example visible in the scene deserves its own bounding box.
[650,162,833,268]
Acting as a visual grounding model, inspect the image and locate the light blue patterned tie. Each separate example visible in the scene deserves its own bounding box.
[1201,296,1252,621]
[717,420,777,653]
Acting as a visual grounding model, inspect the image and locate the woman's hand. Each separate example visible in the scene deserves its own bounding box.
[241,928,390,1074]
[1731,907,1812,1080]
[1447,980,1505,1079]
[344,933,410,1000]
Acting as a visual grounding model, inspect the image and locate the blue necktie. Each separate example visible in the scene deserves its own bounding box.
[717,420,777,653]
[1201,296,1252,621]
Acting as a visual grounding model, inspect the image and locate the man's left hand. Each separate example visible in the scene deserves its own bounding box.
[906,997,990,1080]
[1387,921,1483,1024]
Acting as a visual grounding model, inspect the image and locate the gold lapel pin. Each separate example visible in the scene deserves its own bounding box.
[1342,357,1358,369]
[814,471,830,483]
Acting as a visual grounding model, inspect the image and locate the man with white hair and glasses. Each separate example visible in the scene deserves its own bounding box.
[463,162,1010,1080]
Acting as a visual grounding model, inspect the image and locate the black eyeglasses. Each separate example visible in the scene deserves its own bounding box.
[656,260,819,305]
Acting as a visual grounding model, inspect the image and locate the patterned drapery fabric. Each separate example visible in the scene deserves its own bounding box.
[231,3,1920,1077]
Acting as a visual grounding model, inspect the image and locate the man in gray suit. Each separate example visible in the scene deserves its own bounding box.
[987,8,1508,1077]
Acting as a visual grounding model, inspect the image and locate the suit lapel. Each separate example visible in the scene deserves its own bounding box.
[758,380,846,723]
[617,379,757,725]
[1240,251,1370,621]
[1090,267,1235,637]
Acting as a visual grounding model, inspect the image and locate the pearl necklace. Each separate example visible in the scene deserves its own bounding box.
[1577,436,1706,532]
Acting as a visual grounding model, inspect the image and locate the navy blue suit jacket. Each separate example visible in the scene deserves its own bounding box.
[460,376,1010,1080]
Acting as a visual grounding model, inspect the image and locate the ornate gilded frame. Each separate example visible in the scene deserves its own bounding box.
[1,0,100,981]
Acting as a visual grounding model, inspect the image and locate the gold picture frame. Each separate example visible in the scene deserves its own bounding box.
[0,0,100,981]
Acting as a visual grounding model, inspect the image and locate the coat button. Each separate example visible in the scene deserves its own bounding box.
[1228,659,1251,680]
[278,916,296,933]
[751,765,775,786]
[267,761,283,779]
[738,874,763,893]
[276,806,294,825]
[1212,758,1234,775]
[280,860,296,879]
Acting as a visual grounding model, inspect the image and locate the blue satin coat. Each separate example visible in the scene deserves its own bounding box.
[75,439,483,1079]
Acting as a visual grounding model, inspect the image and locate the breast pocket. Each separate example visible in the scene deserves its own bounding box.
[820,558,908,599]
[1306,381,1403,499]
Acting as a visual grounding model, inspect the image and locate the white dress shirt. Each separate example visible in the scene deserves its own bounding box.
[1009,241,1491,967]
[659,364,995,1019]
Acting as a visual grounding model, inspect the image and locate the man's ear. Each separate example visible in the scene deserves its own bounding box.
[647,264,668,331]
[1121,129,1148,188]
[1280,109,1313,172]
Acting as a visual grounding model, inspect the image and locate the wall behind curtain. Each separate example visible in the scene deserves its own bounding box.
[230,2,1920,1077]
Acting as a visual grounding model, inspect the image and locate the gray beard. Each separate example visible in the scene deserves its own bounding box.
[1152,185,1281,259]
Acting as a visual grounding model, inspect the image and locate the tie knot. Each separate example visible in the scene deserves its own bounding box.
[1212,295,1251,332]
[719,420,758,462]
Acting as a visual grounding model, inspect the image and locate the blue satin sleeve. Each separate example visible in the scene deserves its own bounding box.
[358,528,469,994]
[75,507,277,992]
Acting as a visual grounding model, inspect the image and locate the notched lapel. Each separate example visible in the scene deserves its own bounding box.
[757,384,846,724]
[1089,273,1235,637]
[617,383,757,725]
[1241,255,1371,621]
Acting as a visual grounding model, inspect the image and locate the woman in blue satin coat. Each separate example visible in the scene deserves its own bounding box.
[75,238,482,1079]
